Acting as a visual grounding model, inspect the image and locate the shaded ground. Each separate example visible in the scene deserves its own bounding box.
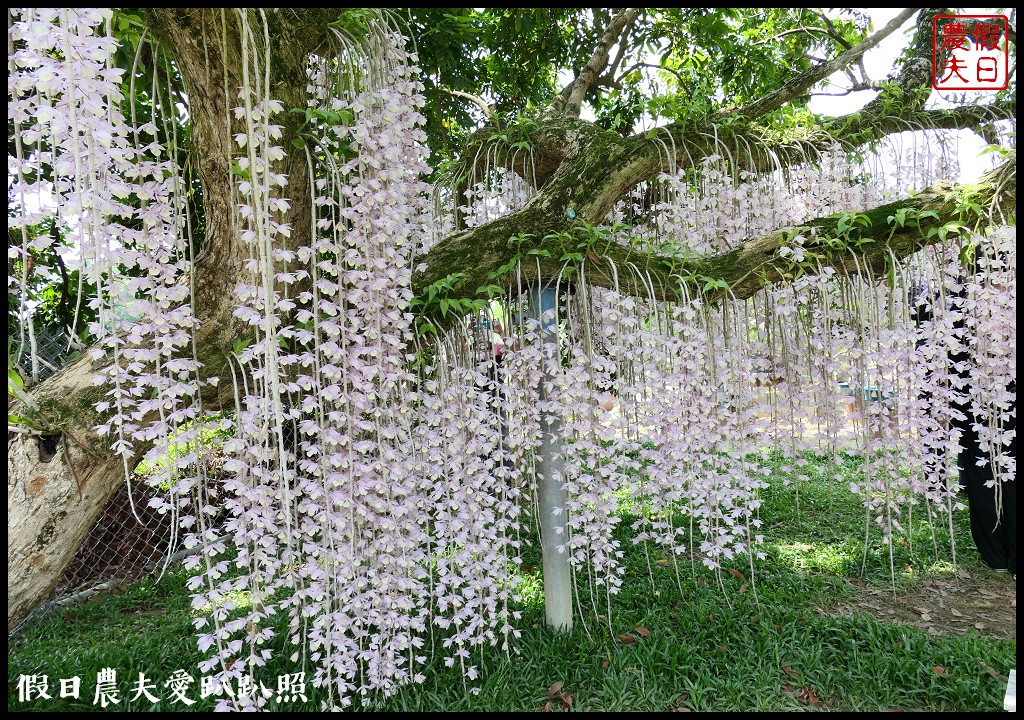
[822,569,1016,641]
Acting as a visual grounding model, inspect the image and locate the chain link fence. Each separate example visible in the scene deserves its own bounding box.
[9,328,227,635]
[54,477,176,599]
[14,325,76,384]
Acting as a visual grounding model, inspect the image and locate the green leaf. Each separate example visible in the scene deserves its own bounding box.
[9,413,42,430]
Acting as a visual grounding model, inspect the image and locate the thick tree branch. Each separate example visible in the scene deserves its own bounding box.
[414,153,1015,312]
[547,8,640,117]
[854,9,945,123]
[738,8,917,119]
[698,153,1015,304]
[451,8,1009,223]
[828,101,1017,145]
[440,86,492,119]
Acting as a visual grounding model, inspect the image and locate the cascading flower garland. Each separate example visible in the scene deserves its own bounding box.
[8,8,204,533]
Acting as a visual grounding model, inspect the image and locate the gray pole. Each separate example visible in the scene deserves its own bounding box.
[531,283,573,631]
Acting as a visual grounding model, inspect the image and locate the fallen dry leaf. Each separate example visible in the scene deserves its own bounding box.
[783,665,800,679]
[739,583,748,593]
[708,614,715,623]
[846,576,866,587]
[727,568,745,580]
[618,634,636,644]
[717,645,728,654]
[974,621,987,631]
[933,666,945,675]
[540,701,553,713]
[950,608,963,617]
[547,681,564,698]
[979,661,1005,680]
[782,684,821,707]
[635,626,651,638]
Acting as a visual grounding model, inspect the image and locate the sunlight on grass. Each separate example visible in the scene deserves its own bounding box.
[920,560,960,578]
[773,541,861,575]
[191,587,253,617]
[514,567,545,614]
[134,413,233,483]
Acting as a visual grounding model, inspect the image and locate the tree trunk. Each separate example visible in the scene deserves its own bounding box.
[7,435,127,630]
[7,356,130,630]
[7,8,322,630]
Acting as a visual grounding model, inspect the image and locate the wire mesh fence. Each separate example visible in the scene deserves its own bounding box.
[53,477,176,599]
[13,325,76,383]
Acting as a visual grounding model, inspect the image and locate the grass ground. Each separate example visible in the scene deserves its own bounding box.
[8,453,1015,712]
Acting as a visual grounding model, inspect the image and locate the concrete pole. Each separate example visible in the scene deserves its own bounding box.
[531,283,573,631]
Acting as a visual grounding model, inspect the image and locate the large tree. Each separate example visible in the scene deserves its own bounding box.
[7,4,1016,676]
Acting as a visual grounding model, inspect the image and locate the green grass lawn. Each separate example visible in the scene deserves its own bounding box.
[8,453,1015,712]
